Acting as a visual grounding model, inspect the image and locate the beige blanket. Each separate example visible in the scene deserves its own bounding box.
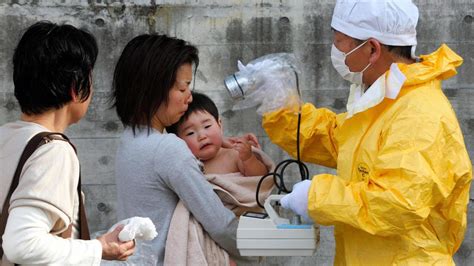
[164,149,274,266]
[164,201,230,266]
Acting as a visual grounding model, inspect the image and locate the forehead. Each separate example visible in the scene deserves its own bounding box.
[176,63,193,80]
[190,110,213,119]
[181,110,215,125]
[333,30,355,43]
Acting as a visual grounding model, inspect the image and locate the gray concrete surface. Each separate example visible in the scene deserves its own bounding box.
[0,0,473,265]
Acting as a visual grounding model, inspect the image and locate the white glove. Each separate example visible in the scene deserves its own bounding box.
[230,53,301,115]
[280,180,312,222]
[108,217,158,242]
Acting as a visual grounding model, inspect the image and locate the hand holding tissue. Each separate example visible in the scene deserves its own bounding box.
[109,217,158,242]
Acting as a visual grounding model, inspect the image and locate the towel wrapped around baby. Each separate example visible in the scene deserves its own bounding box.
[164,148,275,266]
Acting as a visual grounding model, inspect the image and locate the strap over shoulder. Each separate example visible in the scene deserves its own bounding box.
[0,131,90,260]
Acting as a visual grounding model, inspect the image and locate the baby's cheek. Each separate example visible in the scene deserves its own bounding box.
[191,146,201,155]
[187,141,200,155]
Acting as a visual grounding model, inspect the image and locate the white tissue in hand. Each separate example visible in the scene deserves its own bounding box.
[110,217,158,242]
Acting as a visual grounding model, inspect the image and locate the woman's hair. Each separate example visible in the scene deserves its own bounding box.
[111,34,199,133]
[13,21,98,115]
[166,92,219,135]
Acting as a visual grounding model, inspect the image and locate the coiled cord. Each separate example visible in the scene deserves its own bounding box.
[255,69,310,208]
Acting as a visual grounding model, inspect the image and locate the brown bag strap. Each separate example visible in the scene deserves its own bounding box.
[57,170,90,240]
[0,132,90,260]
[78,175,90,240]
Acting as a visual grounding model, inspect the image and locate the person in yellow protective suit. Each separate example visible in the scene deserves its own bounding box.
[263,0,472,265]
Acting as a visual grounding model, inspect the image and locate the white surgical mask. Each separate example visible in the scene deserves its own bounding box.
[345,63,406,119]
[331,40,371,85]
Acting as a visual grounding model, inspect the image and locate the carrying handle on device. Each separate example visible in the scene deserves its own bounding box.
[263,195,289,225]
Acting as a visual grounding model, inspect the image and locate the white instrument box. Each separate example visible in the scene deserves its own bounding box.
[237,195,319,256]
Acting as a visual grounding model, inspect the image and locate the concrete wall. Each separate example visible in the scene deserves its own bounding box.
[0,0,473,265]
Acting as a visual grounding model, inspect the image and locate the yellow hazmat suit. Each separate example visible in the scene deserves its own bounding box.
[262,45,472,265]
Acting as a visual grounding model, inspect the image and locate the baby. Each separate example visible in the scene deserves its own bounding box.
[167,92,268,176]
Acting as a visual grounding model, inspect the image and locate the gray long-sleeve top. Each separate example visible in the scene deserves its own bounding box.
[115,128,239,265]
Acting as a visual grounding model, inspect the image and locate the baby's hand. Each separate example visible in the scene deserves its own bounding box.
[240,133,261,149]
[225,134,267,176]
[231,137,253,161]
[225,133,261,149]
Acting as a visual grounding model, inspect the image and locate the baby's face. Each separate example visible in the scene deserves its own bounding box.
[177,111,223,161]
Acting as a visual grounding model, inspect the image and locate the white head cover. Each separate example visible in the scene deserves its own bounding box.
[331,0,419,47]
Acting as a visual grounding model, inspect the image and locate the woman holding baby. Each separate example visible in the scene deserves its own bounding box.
[111,34,250,265]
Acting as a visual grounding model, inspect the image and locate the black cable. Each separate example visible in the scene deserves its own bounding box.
[255,69,310,208]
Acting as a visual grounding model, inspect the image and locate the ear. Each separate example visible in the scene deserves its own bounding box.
[70,88,80,103]
[218,118,225,134]
[218,118,223,129]
[367,38,382,64]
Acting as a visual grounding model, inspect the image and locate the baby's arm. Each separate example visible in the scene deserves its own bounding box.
[231,136,268,176]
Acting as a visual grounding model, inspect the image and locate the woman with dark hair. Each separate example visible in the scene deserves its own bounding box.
[111,34,240,264]
[0,22,135,265]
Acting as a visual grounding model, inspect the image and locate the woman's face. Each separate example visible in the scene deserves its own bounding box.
[154,63,193,132]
